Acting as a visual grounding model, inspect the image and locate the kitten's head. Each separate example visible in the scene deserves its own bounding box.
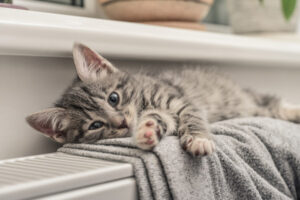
[26,43,139,144]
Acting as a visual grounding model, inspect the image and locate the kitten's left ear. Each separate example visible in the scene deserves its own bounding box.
[26,108,69,143]
[72,43,118,83]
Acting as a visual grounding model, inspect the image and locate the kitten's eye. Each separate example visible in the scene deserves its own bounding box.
[88,121,104,130]
[108,92,119,107]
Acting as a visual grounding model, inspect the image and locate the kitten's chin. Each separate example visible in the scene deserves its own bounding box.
[119,128,131,137]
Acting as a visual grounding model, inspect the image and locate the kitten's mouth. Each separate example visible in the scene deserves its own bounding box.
[119,118,133,136]
[118,119,129,129]
[120,122,133,137]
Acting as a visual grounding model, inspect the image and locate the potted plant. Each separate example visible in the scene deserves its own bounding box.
[260,0,297,20]
[227,0,299,33]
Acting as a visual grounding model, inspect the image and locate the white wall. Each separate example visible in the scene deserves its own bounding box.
[1,55,300,160]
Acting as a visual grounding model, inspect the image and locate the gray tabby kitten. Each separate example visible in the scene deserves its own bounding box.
[26,43,300,156]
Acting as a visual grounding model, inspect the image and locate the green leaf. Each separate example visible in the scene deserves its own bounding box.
[281,0,297,20]
[259,0,264,4]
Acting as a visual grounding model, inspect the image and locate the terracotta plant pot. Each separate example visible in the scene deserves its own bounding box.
[0,3,27,9]
[99,0,214,22]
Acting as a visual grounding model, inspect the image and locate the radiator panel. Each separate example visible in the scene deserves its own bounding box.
[35,178,137,200]
[0,153,133,200]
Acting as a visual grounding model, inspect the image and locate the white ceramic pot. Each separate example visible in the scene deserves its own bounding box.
[227,0,300,33]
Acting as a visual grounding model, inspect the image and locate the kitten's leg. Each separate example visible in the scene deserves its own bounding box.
[267,101,300,123]
[245,89,300,123]
[177,105,215,156]
[279,102,300,123]
[134,109,176,150]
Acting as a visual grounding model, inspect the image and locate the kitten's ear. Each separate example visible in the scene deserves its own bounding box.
[72,43,118,82]
[26,108,69,143]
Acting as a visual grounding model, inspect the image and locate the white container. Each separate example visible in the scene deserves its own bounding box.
[227,0,300,33]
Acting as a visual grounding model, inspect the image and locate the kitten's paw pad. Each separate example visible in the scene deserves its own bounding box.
[135,119,161,150]
[183,137,215,156]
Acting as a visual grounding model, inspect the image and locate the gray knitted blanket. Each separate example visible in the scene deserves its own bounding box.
[58,118,300,200]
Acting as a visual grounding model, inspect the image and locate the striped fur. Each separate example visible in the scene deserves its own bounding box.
[26,43,300,156]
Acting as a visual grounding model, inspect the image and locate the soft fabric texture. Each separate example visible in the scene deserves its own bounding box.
[58,118,300,200]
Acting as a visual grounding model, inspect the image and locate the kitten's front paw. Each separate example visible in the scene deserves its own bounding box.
[135,119,161,150]
[181,136,215,156]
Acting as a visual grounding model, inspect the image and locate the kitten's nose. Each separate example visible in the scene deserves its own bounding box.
[118,119,128,129]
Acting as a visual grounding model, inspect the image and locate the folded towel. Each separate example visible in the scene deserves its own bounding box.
[58,118,300,200]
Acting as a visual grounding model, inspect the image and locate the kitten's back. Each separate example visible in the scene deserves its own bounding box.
[156,69,258,122]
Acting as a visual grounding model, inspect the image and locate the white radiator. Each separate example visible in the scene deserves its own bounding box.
[0,153,137,200]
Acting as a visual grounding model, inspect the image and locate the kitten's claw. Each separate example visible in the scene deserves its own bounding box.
[135,119,161,150]
[182,136,215,156]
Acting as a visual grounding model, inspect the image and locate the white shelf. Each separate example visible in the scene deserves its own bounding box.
[1,8,300,67]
